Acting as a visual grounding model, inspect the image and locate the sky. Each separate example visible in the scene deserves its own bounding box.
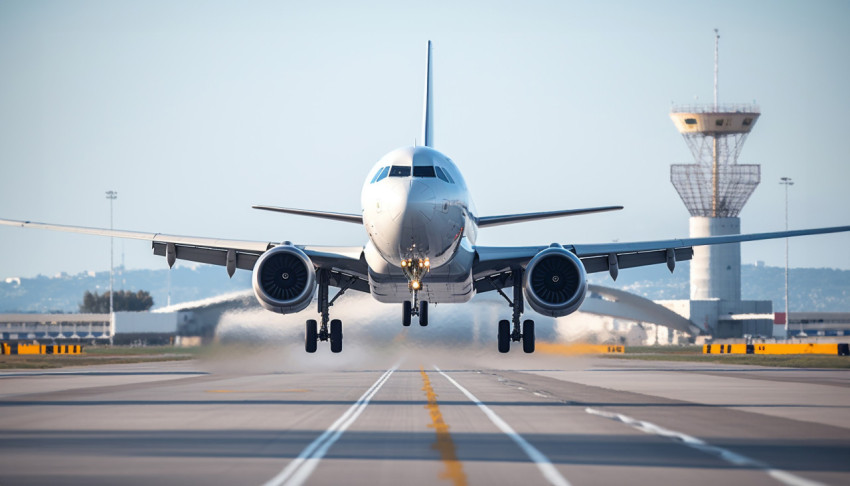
[1,0,849,280]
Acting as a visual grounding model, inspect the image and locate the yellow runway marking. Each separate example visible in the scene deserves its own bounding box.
[420,366,468,486]
[205,389,310,393]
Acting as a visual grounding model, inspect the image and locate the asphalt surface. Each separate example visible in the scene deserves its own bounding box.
[1,345,848,486]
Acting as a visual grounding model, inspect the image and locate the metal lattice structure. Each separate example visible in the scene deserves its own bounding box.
[671,163,760,217]
[669,104,761,217]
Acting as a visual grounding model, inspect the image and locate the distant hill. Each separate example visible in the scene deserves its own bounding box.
[1,266,252,313]
[2,262,848,313]
[589,261,850,312]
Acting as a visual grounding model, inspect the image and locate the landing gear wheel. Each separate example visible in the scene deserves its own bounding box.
[419,301,429,327]
[522,319,535,353]
[305,319,318,353]
[330,319,343,353]
[498,319,510,353]
[402,301,412,327]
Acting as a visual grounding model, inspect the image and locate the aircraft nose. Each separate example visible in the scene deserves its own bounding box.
[408,180,436,221]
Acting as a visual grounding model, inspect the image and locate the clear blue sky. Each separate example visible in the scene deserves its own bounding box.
[1,0,849,279]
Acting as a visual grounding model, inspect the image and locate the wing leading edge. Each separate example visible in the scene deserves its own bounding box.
[473,224,850,292]
[476,206,623,228]
[0,218,370,292]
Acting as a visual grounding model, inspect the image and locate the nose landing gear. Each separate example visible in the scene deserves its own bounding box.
[401,258,430,327]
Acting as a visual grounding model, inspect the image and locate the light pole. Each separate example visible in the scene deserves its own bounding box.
[779,177,801,338]
[106,191,117,343]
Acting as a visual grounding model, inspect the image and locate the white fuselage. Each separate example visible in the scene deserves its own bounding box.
[361,146,478,303]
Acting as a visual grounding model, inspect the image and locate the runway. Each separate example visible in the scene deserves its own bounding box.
[1,345,848,486]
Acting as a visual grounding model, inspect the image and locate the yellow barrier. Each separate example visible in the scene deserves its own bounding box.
[16,343,45,355]
[704,343,848,356]
[754,343,841,355]
[537,342,625,356]
[0,343,84,355]
[703,344,751,354]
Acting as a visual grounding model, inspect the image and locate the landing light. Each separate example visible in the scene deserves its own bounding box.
[412,280,421,290]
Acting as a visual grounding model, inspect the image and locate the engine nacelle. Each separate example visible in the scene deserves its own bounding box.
[523,246,587,317]
[252,245,317,314]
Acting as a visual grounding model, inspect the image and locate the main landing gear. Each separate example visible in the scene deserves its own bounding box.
[401,258,430,327]
[305,269,351,353]
[493,267,535,354]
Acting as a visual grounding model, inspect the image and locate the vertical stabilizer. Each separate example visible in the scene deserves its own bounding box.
[421,40,434,147]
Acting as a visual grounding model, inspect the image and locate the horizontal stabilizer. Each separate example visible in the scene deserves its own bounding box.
[476,206,623,228]
[252,205,363,224]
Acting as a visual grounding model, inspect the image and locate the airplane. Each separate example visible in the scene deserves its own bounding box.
[2,41,849,354]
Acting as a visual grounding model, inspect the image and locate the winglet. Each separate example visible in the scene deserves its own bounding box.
[421,40,434,148]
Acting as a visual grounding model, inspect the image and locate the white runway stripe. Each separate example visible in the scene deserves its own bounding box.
[434,366,571,486]
[586,407,825,486]
[262,364,399,486]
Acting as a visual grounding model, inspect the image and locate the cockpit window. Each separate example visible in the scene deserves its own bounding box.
[376,166,390,182]
[389,166,411,177]
[413,166,436,178]
[434,166,450,183]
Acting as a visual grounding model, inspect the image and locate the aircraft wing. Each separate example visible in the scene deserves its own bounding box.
[475,206,623,227]
[0,218,370,292]
[472,224,850,292]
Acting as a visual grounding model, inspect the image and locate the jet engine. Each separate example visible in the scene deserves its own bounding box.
[523,245,587,317]
[252,245,317,314]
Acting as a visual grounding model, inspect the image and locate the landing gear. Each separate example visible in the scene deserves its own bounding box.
[419,301,429,327]
[330,319,342,353]
[402,300,429,326]
[402,301,412,327]
[491,266,535,353]
[305,269,351,353]
[305,319,318,353]
[498,320,510,353]
[522,319,535,354]
[401,258,431,327]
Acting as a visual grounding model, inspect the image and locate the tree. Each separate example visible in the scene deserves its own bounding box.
[79,290,154,313]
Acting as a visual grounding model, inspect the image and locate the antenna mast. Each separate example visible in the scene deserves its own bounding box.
[714,29,719,111]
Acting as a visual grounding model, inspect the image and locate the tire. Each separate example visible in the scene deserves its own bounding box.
[305,319,318,353]
[330,319,343,353]
[402,301,412,327]
[419,301,429,327]
[498,319,510,353]
[522,319,535,353]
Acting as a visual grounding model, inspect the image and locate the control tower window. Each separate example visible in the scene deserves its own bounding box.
[389,166,411,177]
[743,118,752,126]
[684,118,697,125]
[413,166,436,178]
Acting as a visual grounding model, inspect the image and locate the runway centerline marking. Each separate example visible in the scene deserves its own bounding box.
[434,366,571,486]
[585,408,825,486]
[420,366,468,486]
[262,364,399,486]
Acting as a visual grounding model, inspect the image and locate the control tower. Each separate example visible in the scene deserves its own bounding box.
[662,31,773,338]
[670,30,760,302]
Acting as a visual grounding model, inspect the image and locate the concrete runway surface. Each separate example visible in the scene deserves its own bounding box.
[1,343,848,486]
